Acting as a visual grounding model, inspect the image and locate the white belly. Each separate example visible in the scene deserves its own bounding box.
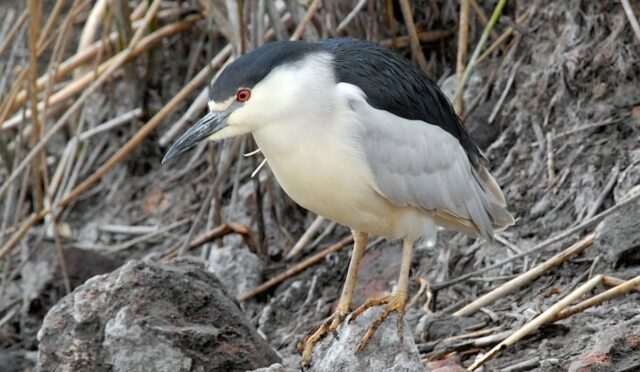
[252,122,435,240]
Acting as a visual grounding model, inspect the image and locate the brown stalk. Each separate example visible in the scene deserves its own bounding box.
[433,192,640,291]
[0,14,195,199]
[468,275,604,371]
[290,0,323,41]
[286,215,325,259]
[1,17,198,133]
[0,44,233,260]
[27,0,44,212]
[40,0,68,43]
[0,0,92,129]
[454,233,596,317]
[379,30,454,48]
[397,0,430,75]
[554,275,640,321]
[455,0,470,114]
[4,13,194,125]
[476,7,533,64]
[8,19,196,131]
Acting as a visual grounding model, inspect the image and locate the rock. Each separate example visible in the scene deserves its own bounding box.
[247,363,298,372]
[37,259,280,372]
[594,198,640,267]
[567,315,640,371]
[207,246,264,299]
[307,307,422,372]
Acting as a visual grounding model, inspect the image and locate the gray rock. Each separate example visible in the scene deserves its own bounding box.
[567,315,640,372]
[207,246,263,299]
[594,198,640,267]
[308,307,422,372]
[247,363,298,372]
[37,259,280,372]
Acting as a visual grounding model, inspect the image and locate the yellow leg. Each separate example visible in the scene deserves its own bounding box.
[300,231,368,366]
[350,237,414,351]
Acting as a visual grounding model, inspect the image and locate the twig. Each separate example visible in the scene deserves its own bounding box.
[397,0,430,75]
[378,30,454,48]
[108,219,191,253]
[27,0,44,212]
[454,233,595,317]
[432,191,640,291]
[499,357,541,372]
[454,0,470,114]
[76,0,108,73]
[189,223,258,252]
[488,56,522,123]
[5,11,187,119]
[583,164,619,221]
[554,275,640,321]
[0,0,91,128]
[178,136,241,256]
[78,108,143,141]
[286,215,325,259]
[239,235,354,302]
[290,0,323,41]
[0,0,165,200]
[336,0,368,35]
[0,9,27,59]
[621,0,640,43]
[468,275,604,371]
[546,131,556,187]
[476,7,533,64]
[603,275,640,293]
[2,17,200,130]
[0,23,231,262]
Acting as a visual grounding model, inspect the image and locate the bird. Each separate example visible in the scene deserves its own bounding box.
[163,38,514,366]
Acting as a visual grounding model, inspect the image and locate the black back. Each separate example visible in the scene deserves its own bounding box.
[322,38,480,163]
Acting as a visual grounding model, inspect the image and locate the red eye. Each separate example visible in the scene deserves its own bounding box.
[236,88,251,102]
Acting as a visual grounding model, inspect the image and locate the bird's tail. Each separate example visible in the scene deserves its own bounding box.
[478,166,515,231]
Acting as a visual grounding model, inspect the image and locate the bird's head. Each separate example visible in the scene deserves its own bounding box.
[162,41,330,164]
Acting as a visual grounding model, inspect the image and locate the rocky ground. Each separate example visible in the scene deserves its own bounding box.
[0,0,639,371]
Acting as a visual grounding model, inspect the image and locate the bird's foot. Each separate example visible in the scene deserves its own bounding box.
[349,292,407,352]
[299,308,350,366]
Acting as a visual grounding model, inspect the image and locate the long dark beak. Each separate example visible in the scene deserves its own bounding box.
[162,110,230,164]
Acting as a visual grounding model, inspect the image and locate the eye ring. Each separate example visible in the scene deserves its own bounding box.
[236,88,251,102]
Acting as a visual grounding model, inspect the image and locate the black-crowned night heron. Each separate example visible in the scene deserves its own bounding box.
[163,38,514,365]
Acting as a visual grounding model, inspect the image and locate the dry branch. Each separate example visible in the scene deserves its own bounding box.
[290,0,323,41]
[239,235,354,302]
[554,275,640,321]
[287,215,325,259]
[397,0,430,75]
[454,0,470,114]
[433,192,640,291]
[468,275,604,371]
[454,233,595,317]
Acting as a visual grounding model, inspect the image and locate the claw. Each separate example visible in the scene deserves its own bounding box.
[300,309,349,366]
[349,293,407,352]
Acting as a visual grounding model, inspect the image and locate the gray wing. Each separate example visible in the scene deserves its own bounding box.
[351,95,513,240]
